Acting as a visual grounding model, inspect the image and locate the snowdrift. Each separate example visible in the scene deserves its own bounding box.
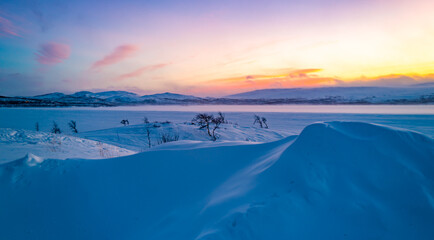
[0,128,135,163]
[0,122,433,240]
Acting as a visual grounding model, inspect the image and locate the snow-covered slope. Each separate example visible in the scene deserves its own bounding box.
[1,122,433,239]
[228,86,434,102]
[0,128,135,163]
[79,122,288,152]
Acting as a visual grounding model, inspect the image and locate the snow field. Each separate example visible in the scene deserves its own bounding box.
[1,121,433,239]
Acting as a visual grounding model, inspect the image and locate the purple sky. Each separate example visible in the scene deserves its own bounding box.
[1,0,433,96]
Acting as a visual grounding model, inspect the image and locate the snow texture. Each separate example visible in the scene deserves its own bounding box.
[1,121,433,240]
[0,128,134,163]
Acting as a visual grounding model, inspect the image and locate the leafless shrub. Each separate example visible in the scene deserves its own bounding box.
[51,121,61,134]
[261,117,268,128]
[192,112,226,141]
[68,120,78,133]
[253,115,263,128]
[192,113,213,136]
[143,117,149,124]
[120,119,129,126]
[157,132,179,144]
[211,113,225,141]
[217,112,227,123]
[145,126,152,148]
[253,115,268,128]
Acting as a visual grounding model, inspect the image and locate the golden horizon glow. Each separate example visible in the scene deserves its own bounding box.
[1,0,434,96]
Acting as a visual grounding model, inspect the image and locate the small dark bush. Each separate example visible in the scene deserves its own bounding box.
[68,120,78,133]
[253,115,268,128]
[51,121,61,134]
[157,132,179,144]
[120,119,129,126]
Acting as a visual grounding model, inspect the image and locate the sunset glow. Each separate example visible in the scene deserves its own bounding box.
[1,0,434,96]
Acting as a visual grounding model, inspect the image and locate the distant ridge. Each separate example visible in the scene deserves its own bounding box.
[0,86,433,107]
[227,86,434,102]
[141,92,198,100]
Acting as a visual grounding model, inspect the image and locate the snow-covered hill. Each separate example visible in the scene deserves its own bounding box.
[0,121,288,161]
[141,92,199,100]
[71,91,142,103]
[1,121,433,239]
[227,86,434,102]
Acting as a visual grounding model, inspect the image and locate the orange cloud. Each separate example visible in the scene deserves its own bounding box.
[287,68,322,78]
[117,63,171,81]
[91,44,139,70]
[207,69,324,85]
[186,69,434,97]
[188,68,337,96]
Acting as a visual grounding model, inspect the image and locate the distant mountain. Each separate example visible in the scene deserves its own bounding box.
[65,91,141,103]
[33,92,66,99]
[94,91,141,103]
[141,92,199,100]
[410,82,434,87]
[1,86,433,107]
[227,86,434,103]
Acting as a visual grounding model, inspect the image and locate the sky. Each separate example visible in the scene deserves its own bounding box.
[0,0,434,97]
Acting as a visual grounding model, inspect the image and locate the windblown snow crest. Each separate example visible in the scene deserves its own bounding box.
[0,122,433,240]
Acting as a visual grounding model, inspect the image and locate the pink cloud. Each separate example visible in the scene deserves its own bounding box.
[91,44,139,70]
[35,42,71,64]
[117,63,171,81]
[0,15,19,37]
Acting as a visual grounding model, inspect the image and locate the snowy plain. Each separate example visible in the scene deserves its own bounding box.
[0,105,433,239]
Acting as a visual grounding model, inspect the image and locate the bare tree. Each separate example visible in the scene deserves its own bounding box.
[143,117,149,124]
[145,126,152,148]
[192,113,213,137]
[35,122,39,132]
[192,112,226,141]
[217,112,227,124]
[253,115,263,128]
[261,117,268,128]
[68,120,78,133]
[51,121,61,134]
[211,113,225,141]
[253,115,269,128]
[120,119,129,126]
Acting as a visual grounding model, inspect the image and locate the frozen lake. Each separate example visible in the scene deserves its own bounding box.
[1,105,433,137]
[31,104,434,114]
